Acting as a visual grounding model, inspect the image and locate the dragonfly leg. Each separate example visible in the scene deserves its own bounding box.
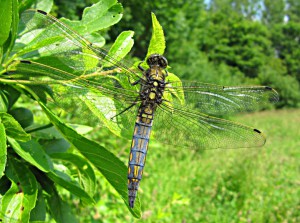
[160,98,170,104]
[110,101,138,120]
[138,61,145,72]
[130,79,141,86]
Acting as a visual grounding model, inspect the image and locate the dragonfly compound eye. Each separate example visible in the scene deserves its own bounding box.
[147,54,168,69]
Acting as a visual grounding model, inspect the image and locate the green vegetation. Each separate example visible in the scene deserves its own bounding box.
[71,109,300,222]
[0,0,143,221]
[110,0,300,108]
[0,0,299,222]
[53,0,300,108]
[132,109,299,222]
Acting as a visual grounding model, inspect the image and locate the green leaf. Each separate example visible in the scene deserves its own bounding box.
[29,187,46,221]
[68,124,93,135]
[165,72,185,105]
[1,158,38,222]
[146,12,166,58]
[38,101,141,218]
[0,84,21,110]
[7,138,53,172]
[0,112,31,141]
[43,138,71,154]
[0,180,23,222]
[12,140,88,204]
[30,0,53,13]
[18,0,53,13]
[2,0,18,64]
[18,0,36,13]
[0,175,10,195]
[77,93,123,138]
[61,0,123,35]
[9,107,34,128]
[47,187,79,223]
[30,126,64,140]
[16,0,53,13]
[84,32,105,48]
[50,153,96,197]
[0,91,9,112]
[0,0,12,46]
[0,123,7,179]
[32,169,79,222]
[25,84,54,105]
[104,31,134,67]
[47,169,94,204]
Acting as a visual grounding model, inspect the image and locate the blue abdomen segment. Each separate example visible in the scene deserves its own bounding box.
[128,114,153,208]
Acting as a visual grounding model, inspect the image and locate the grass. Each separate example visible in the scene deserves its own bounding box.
[121,109,299,222]
[10,103,298,222]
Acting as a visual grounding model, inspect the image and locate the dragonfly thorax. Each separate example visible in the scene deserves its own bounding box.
[139,77,165,105]
[140,67,167,106]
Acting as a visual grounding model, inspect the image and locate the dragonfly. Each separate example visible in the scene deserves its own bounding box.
[4,9,279,208]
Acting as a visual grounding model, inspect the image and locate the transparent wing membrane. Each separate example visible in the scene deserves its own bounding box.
[152,102,266,149]
[165,81,279,117]
[153,81,278,149]
[15,9,140,80]
[6,60,141,138]
[6,9,145,138]
[4,9,279,150]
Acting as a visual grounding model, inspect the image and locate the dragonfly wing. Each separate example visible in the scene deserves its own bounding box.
[152,102,266,150]
[6,9,143,138]
[15,9,140,81]
[52,85,140,139]
[7,60,139,103]
[164,81,279,117]
[6,60,140,139]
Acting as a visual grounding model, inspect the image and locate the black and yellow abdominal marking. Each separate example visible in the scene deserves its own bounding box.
[127,54,168,208]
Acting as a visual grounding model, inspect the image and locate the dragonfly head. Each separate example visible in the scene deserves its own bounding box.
[147,54,168,69]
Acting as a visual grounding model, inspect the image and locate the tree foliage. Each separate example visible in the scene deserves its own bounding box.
[52,0,300,108]
[0,0,144,221]
[105,0,300,108]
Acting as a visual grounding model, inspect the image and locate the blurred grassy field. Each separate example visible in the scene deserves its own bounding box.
[80,109,299,222]
[120,109,299,222]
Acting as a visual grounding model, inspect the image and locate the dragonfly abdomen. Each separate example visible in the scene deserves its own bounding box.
[128,105,155,208]
[128,54,167,208]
